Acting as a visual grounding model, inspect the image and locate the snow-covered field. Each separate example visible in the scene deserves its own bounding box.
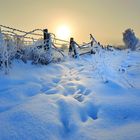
[0,49,140,140]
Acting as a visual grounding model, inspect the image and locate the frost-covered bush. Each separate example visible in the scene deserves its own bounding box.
[0,32,63,74]
[17,39,53,65]
[0,33,17,73]
[14,37,25,51]
[32,47,52,65]
[123,29,139,50]
[5,36,17,60]
[0,33,7,68]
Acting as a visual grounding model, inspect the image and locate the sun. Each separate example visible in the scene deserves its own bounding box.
[56,25,71,40]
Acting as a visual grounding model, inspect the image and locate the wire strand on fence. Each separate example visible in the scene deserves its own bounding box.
[1,31,39,41]
[0,24,43,37]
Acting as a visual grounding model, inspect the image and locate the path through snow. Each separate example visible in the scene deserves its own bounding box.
[0,50,140,140]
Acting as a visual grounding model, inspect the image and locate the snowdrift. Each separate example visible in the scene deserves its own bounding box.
[0,47,140,140]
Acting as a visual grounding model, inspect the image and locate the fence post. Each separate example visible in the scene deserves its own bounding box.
[69,37,73,55]
[69,37,79,58]
[43,28,52,63]
[43,29,51,51]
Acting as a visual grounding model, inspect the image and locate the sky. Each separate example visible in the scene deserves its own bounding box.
[0,0,140,45]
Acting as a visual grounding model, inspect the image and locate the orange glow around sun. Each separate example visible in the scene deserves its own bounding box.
[56,25,71,40]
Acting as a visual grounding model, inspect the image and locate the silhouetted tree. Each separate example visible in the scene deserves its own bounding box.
[123,28,138,50]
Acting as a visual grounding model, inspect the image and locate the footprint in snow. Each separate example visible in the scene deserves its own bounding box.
[75,77,81,81]
[52,78,61,84]
[57,99,77,135]
[73,87,91,102]
[76,84,91,96]
[73,94,84,102]
[84,102,99,120]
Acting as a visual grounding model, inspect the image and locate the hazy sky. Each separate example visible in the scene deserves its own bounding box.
[0,0,140,45]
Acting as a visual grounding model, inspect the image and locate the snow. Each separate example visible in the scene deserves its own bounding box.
[0,49,140,140]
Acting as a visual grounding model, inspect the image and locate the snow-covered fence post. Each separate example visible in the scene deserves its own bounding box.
[43,29,51,50]
[69,37,79,58]
[43,29,48,49]
[42,29,52,64]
